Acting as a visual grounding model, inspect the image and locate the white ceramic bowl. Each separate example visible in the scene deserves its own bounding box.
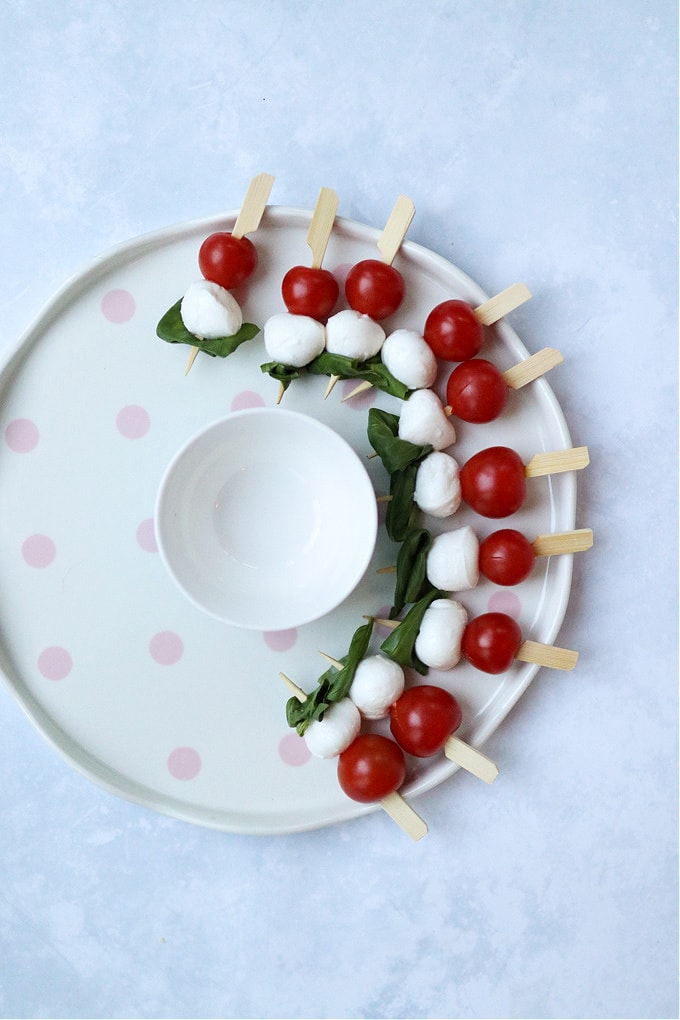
[155,408,378,630]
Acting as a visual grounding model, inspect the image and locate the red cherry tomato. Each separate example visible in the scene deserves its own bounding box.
[424,300,484,361]
[462,612,522,674]
[281,265,339,319]
[344,259,404,320]
[198,232,258,289]
[337,734,406,803]
[389,685,462,758]
[479,529,536,585]
[460,446,526,518]
[446,358,509,423]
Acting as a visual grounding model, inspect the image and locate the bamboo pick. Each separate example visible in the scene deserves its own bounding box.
[327,196,414,400]
[444,736,499,784]
[319,651,499,786]
[307,186,339,269]
[186,172,275,375]
[279,671,427,840]
[524,446,590,478]
[501,347,564,390]
[516,641,578,670]
[473,283,532,326]
[341,379,375,402]
[532,528,593,556]
[232,172,275,240]
[377,195,416,266]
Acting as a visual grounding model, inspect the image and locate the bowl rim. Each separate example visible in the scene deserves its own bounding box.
[154,406,379,629]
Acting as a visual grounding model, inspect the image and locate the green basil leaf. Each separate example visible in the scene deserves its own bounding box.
[385,463,422,543]
[156,299,260,357]
[285,619,375,736]
[367,407,430,475]
[380,588,444,674]
[307,353,410,400]
[260,361,301,392]
[391,528,434,618]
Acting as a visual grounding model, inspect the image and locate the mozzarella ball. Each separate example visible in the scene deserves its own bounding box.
[303,698,361,759]
[426,525,480,592]
[325,309,386,360]
[263,312,326,367]
[349,655,405,720]
[414,451,462,518]
[398,389,457,450]
[180,280,243,339]
[414,598,468,671]
[381,329,438,389]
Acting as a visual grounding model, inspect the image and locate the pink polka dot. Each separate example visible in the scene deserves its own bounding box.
[231,390,266,411]
[487,591,522,619]
[278,732,311,767]
[167,746,202,780]
[101,288,136,323]
[264,628,298,652]
[149,631,183,665]
[5,418,39,453]
[22,534,56,568]
[38,646,72,681]
[136,518,157,552]
[116,405,150,439]
[341,378,377,410]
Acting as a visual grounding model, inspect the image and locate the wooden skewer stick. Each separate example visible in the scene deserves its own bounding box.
[516,641,578,670]
[473,282,532,326]
[279,670,427,840]
[444,736,499,784]
[318,652,499,785]
[502,347,563,389]
[377,195,416,266]
[341,280,531,404]
[185,172,275,375]
[328,196,415,401]
[307,186,339,269]
[532,528,593,556]
[524,446,590,478]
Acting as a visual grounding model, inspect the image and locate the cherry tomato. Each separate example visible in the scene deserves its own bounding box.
[337,734,406,803]
[462,612,522,674]
[389,685,462,758]
[424,300,484,361]
[446,358,509,423]
[344,259,404,320]
[479,529,536,585]
[460,446,526,518]
[281,265,339,319]
[198,232,258,289]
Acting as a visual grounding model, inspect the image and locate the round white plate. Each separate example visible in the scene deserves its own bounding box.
[0,207,576,834]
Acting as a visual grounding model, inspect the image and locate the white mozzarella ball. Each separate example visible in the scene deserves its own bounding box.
[303,698,361,759]
[398,389,457,450]
[349,655,405,720]
[426,525,480,592]
[263,312,326,367]
[414,598,468,671]
[180,280,243,339]
[414,451,462,518]
[381,329,438,389]
[325,309,386,360]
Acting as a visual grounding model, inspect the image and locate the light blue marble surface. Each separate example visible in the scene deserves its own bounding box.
[0,2,677,1018]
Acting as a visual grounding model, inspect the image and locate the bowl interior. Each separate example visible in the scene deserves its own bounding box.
[155,408,378,630]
